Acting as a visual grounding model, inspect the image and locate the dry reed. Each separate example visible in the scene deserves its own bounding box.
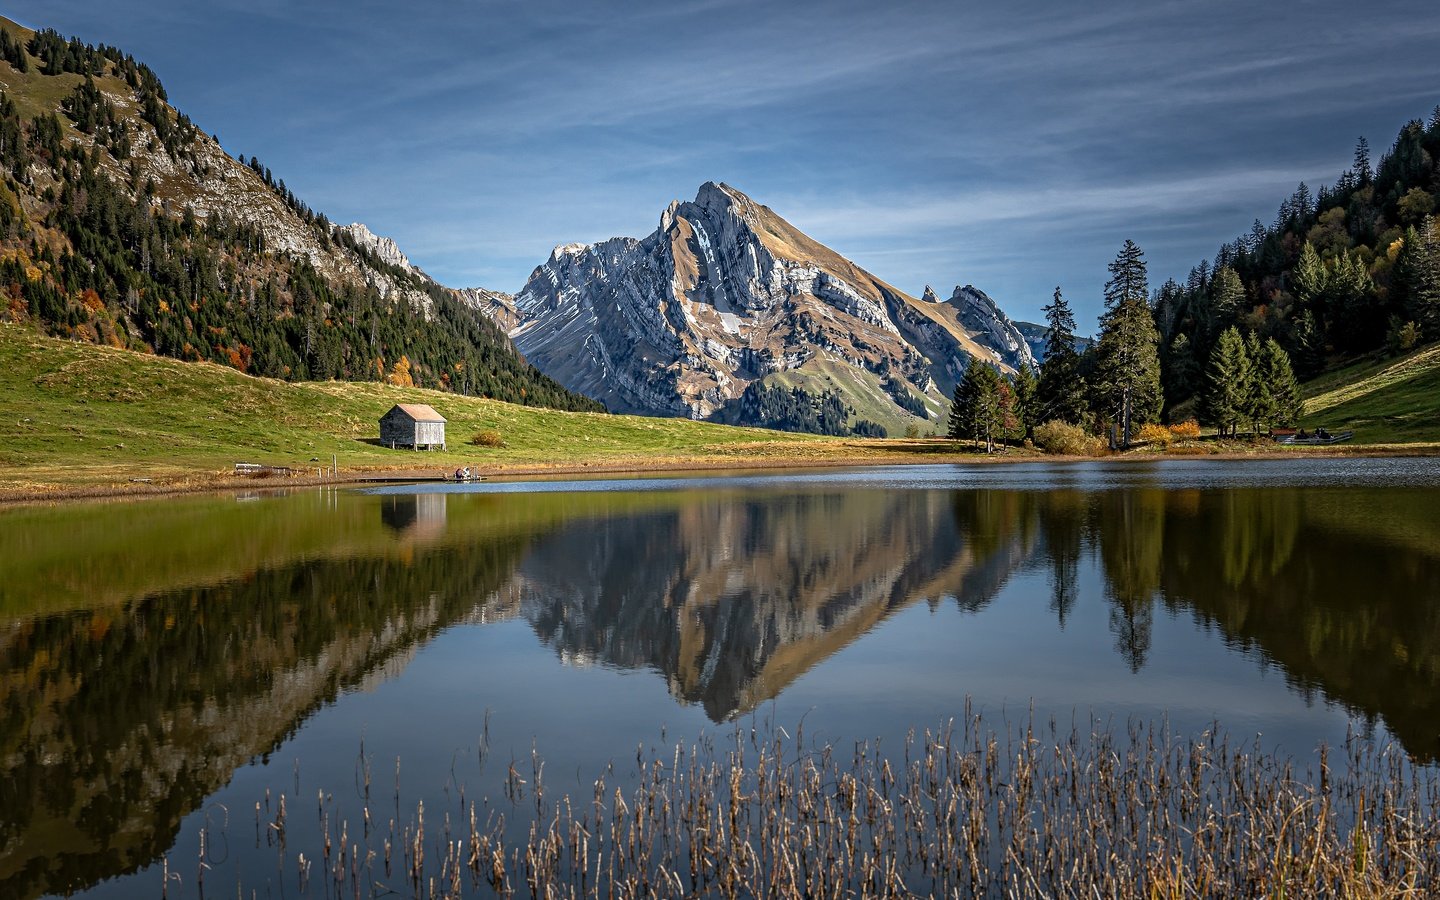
[197,707,1440,898]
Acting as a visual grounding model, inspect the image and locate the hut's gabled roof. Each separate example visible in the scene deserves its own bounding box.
[384,403,447,423]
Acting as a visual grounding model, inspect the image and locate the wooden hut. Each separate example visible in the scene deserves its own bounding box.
[379,404,447,450]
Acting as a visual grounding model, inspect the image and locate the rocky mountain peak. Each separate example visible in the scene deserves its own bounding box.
[921,285,941,303]
[338,222,413,272]
[550,242,590,262]
[694,180,741,211]
[495,182,1036,433]
[946,285,1036,371]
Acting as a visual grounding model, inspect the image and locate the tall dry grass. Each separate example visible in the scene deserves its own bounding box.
[207,711,1439,898]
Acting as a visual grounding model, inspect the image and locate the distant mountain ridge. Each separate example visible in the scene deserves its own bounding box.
[1014,321,1096,363]
[488,182,1034,433]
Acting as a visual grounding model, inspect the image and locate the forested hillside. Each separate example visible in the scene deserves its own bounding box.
[0,18,601,412]
[950,107,1440,451]
[1156,109,1440,413]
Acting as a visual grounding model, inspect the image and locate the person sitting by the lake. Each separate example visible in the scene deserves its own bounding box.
[1297,428,1309,440]
[1316,427,1330,440]
[455,466,470,480]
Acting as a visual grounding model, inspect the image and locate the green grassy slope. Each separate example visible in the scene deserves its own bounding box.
[1302,342,1440,443]
[0,323,827,487]
[765,357,942,437]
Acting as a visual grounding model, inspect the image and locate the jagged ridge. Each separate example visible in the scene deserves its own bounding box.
[498,182,1034,431]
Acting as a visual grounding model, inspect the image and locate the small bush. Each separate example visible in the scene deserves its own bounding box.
[1137,423,1174,446]
[470,429,506,448]
[1033,420,1105,455]
[1388,318,1421,355]
[1167,420,1202,439]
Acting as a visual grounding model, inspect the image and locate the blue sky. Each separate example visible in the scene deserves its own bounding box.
[9,0,1440,326]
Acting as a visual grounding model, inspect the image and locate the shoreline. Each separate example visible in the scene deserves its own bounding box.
[3,440,1438,506]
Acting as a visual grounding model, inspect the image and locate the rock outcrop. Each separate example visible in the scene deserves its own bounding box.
[496,183,1034,429]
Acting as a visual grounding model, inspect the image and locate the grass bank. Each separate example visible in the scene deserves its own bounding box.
[0,324,963,499]
[2,325,1436,502]
[1301,341,1440,443]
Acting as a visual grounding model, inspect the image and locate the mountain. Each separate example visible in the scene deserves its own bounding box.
[1014,321,1096,363]
[0,17,599,413]
[497,182,1033,434]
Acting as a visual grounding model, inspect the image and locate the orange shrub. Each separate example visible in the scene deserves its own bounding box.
[1137,423,1174,446]
[1168,420,1202,439]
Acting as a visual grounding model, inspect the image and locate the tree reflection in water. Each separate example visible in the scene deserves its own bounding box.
[2,475,1439,899]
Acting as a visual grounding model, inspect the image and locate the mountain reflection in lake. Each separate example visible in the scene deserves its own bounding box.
[1,459,1438,898]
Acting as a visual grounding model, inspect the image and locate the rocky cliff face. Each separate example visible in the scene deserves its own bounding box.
[338,222,419,274]
[92,115,438,311]
[456,286,522,332]
[948,285,1035,372]
[499,183,1032,428]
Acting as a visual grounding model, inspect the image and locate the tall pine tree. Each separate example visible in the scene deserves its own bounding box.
[1258,338,1303,428]
[1200,327,1250,437]
[1093,241,1162,444]
[1036,286,1088,425]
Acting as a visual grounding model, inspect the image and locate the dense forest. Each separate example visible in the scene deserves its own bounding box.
[0,23,602,413]
[1156,109,1440,413]
[952,107,1440,449]
[721,381,888,437]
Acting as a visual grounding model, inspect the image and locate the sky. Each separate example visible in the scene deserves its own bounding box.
[8,0,1440,326]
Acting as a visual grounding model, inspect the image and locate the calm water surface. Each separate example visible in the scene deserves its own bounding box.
[2,458,1439,897]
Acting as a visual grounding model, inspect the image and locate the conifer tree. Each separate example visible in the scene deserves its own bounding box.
[949,357,1003,452]
[1241,331,1272,435]
[1291,310,1326,379]
[1011,364,1038,441]
[1037,286,1088,424]
[1258,338,1303,428]
[1093,241,1162,444]
[1200,327,1250,437]
[1398,215,1440,336]
[1209,266,1245,337]
[1292,242,1326,316]
[1162,333,1199,407]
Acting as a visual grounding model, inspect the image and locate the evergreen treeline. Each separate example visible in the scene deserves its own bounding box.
[956,108,1440,452]
[1157,109,1440,410]
[727,381,887,437]
[0,25,602,413]
[948,357,1036,451]
[954,241,1303,450]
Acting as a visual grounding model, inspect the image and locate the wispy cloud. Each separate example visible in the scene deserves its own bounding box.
[10,0,1440,319]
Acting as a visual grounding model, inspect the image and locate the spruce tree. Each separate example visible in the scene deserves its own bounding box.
[1011,364,1038,441]
[1292,242,1326,318]
[1200,327,1250,437]
[1163,333,1199,407]
[1209,266,1245,337]
[1241,331,1273,435]
[1093,241,1162,444]
[948,364,979,444]
[1291,310,1326,379]
[1398,215,1440,336]
[1037,286,1088,424]
[1259,338,1303,427]
[949,358,1002,452]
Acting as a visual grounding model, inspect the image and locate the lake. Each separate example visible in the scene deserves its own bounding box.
[2,458,1439,897]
